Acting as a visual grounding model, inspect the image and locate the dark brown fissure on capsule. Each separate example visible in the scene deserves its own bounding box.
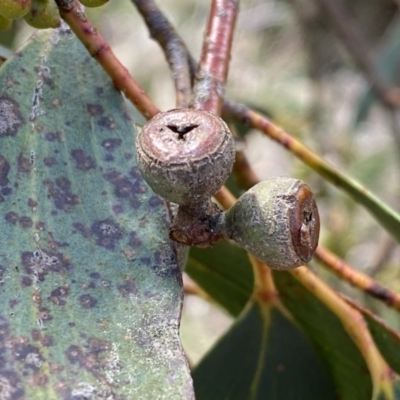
[304,210,313,223]
[290,185,320,262]
[166,123,199,140]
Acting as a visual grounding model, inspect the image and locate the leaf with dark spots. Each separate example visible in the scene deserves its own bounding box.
[71,149,96,171]
[27,198,38,208]
[103,169,120,182]
[95,86,104,96]
[97,116,117,130]
[55,176,71,191]
[35,221,45,231]
[129,232,142,248]
[1,187,12,196]
[42,74,54,89]
[101,138,121,151]
[43,178,81,211]
[21,249,71,282]
[87,103,104,116]
[72,222,91,238]
[11,342,41,365]
[114,177,136,198]
[129,166,142,180]
[91,219,123,250]
[66,345,84,365]
[140,257,151,266]
[45,131,63,142]
[112,204,124,214]
[103,168,147,206]
[43,157,57,167]
[17,152,30,173]
[117,277,138,298]
[48,287,69,307]
[132,180,147,195]
[79,294,98,309]
[130,196,141,209]
[0,265,6,283]
[152,248,180,278]
[37,307,53,322]
[148,195,162,208]
[9,298,19,308]
[0,28,191,399]
[0,155,10,186]
[0,370,25,399]
[40,335,54,347]
[31,329,54,347]
[124,153,133,160]
[89,272,101,280]
[19,216,33,228]
[0,316,10,341]
[20,276,33,287]
[5,211,19,225]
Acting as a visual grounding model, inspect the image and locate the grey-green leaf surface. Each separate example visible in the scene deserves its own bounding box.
[0,27,193,399]
[354,305,400,375]
[192,302,338,400]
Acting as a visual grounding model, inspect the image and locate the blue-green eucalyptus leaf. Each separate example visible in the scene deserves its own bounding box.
[187,242,253,316]
[193,302,338,400]
[0,27,193,399]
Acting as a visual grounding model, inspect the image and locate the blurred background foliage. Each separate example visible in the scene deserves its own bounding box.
[2,0,400,368]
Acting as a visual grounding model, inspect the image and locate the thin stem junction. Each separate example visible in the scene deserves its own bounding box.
[194,0,239,115]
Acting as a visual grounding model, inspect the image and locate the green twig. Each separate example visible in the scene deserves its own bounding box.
[315,247,400,312]
[223,100,400,245]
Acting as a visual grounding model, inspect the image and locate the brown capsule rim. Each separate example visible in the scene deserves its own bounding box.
[138,109,231,164]
[289,184,320,262]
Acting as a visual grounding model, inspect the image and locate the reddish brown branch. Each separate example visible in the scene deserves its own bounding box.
[131,0,195,108]
[194,0,239,115]
[318,0,400,108]
[214,185,236,209]
[315,247,400,311]
[55,0,160,120]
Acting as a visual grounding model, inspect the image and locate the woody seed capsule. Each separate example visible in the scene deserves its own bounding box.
[136,109,235,206]
[223,177,320,270]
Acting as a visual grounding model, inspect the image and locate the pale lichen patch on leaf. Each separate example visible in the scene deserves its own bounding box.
[0,96,23,137]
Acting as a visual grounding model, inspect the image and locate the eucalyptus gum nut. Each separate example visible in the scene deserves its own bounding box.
[0,13,12,30]
[0,0,31,19]
[23,0,61,29]
[224,178,320,270]
[136,109,235,205]
[79,0,109,7]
